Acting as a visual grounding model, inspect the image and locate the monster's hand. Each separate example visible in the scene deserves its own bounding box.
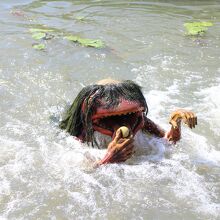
[97,128,134,165]
[165,109,197,143]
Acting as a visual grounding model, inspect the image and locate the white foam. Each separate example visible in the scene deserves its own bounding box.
[1,63,220,219]
[195,83,220,136]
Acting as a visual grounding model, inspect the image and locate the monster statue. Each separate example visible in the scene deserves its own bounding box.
[60,79,197,165]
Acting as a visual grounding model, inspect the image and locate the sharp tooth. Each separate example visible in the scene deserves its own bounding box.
[97,109,141,119]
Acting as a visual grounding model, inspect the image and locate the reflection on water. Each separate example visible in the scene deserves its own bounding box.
[0,0,220,219]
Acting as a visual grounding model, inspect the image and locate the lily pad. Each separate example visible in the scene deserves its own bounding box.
[65,35,105,48]
[32,32,46,40]
[184,21,213,36]
[32,43,46,50]
[78,38,104,48]
[29,28,54,33]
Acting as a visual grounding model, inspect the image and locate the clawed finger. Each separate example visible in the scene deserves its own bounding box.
[112,143,134,159]
[195,116,197,126]
[170,109,197,129]
[170,114,182,128]
[192,112,197,128]
[185,112,197,129]
[111,146,135,162]
[169,119,178,129]
[114,129,122,143]
[188,112,193,128]
[120,143,134,154]
[117,138,134,150]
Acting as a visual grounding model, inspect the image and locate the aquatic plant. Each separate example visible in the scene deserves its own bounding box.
[32,32,46,40]
[29,27,104,50]
[32,43,46,50]
[65,35,105,48]
[184,21,213,36]
[30,28,54,40]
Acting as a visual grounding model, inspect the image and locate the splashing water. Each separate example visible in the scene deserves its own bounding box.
[0,0,220,219]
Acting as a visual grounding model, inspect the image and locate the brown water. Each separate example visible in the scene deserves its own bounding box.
[0,0,220,219]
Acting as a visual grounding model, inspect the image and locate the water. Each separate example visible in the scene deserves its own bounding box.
[0,0,220,219]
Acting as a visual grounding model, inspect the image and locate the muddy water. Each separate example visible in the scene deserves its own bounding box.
[0,0,220,219]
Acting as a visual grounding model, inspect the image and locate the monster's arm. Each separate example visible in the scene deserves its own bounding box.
[143,117,166,138]
[143,109,197,143]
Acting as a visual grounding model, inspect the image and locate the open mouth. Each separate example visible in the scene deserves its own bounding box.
[92,107,145,138]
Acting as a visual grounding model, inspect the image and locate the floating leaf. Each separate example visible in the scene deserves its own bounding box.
[184,21,213,36]
[65,35,105,48]
[32,43,45,50]
[29,28,54,33]
[30,28,55,40]
[32,32,46,40]
[78,38,104,48]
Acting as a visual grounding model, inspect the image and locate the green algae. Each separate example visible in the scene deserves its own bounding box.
[32,43,46,50]
[184,21,213,36]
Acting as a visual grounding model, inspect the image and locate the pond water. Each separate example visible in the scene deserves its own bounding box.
[0,0,220,219]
